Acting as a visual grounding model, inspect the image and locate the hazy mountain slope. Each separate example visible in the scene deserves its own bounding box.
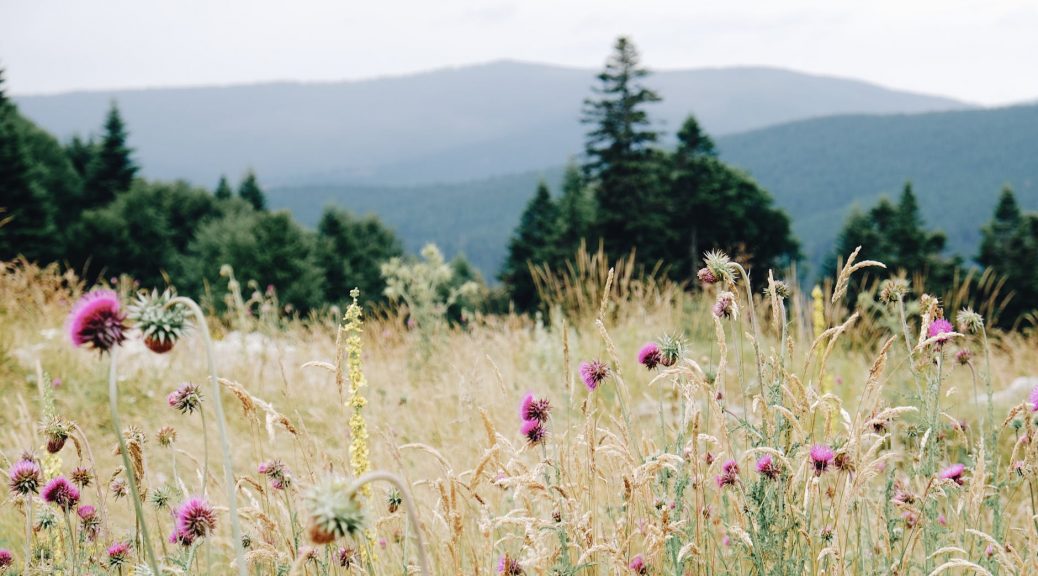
[270,104,1038,277]
[15,61,968,186]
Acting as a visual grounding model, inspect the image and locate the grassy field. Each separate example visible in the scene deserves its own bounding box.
[1,249,1036,575]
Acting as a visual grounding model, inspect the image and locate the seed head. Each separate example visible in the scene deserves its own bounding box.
[955,348,972,366]
[658,334,684,367]
[702,250,736,285]
[157,426,177,447]
[879,278,909,304]
[957,308,984,334]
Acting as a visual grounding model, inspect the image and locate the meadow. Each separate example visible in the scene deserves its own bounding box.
[1,247,1036,576]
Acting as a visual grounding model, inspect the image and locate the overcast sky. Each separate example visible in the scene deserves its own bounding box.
[2,0,1036,105]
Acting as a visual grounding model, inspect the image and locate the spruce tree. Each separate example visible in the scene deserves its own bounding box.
[214,175,233,200]
[238,170,266,210]
[316,206,403,306]
[65,135,96,180]
[0,67,56,261]
[555,162,594,264]
[84,102,137,207]
[978,187,1038,325]
[500,181,560,311]
[581,36,669,262]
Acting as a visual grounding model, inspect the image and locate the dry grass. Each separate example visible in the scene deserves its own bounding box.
[1,253,1037,575]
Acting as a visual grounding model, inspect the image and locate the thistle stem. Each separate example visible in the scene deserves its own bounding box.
[108,348,161,575]
[347,472,430,576]
[170,296,248,576]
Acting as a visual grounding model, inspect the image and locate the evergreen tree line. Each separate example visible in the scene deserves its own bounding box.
[500,36,800,310]
[0,68,405,310]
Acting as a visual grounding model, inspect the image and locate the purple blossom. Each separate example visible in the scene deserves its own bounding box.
[8,459,42,496]
[520,419,546,445]
[939,463,966,485]
[171,497,217,546]
[107,541,130,567]
[810,444,835,476]
[519,393,551,422]
[628,553,647,574]
[579,360,609,391]
[927,318,955,344]
[756,454,780,479]
[638,342,662,370]
[67,290,127,353]
[41,476,80,511]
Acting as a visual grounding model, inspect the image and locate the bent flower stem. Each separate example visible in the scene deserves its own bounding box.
[348,471,430,576]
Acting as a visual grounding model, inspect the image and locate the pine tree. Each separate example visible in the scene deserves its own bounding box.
[978,187,1038,325]
[500,181,560,311]
[581,36,669,262]
[0,67,56,261]
[238,170,266,210]
[65,135,96,180]
[316,207,403,306]
[84,102,137,207]
[214,175,233,200]
[554,162,594,264]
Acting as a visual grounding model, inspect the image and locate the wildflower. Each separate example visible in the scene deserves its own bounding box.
[658,334,684,367]
[957,308,984,334]
[8,459,43,496]
[343,288,372,496]
[128,288,188,353]
[704,452,715,465]
[938,514,947,526]
[107,541,130,567]
[70,466,92,487]
[712,291,738,320]
[0,550,11,569]
[110,478,128,499]
[834,452,854,473]
[927,318,954,344]
[520,419,546,445]
[258,460,292,491]
[902,511,919,528]
[41,476,80,511]
[498,554,525,575]
[157,426,177,447]
[955,348,972,365]
[1029,385,1038,412]
[579,360,609,391]
[337,546,357,568]
[387,489,402,513]
[985,544,996,558]
[893,485,916,505]
[628,553,648,574]
[149,485,173,510]
[638,342,663,370]
[879,278,909,304]
[766,280,792,299]
[167,383,202,414]
[702,250,735,285]
[756,454,780,479]
[716,459,739,488]
[939,463,966,485]
[810,444,835,476]
[303,476,365,544]
[171,497,217,546]
[78,505,100,540]
[40,416,72,454]
[519,393,552,422]
[697,267,717,285]
[67,289,127,353]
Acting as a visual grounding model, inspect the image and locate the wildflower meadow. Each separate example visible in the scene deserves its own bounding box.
[1,244,1037,576]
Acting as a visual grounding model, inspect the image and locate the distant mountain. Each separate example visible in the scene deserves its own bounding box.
[270,104,1038,277]
[15,61,969,187]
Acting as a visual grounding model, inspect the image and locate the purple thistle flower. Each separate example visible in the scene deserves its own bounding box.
[697,267,717,285]
[628,553,647,574]
[79,505,100,540]
[756,454,780,479]
[258,459,292,491]
[638,342,662,370]
[336,546,357,568]
[67,289,127,353]
[41,477,80,511]
[498,553,525,575]
[939,463,966,485]
[520,419,546,445]
[712,291,738,320]
[171,497,217,546]
[1029,385,1038,413]
[716,459,740,488]
[107,541,130,567]
[0,549,11,568]
[167,383,202,414]
[810,444,835,476]
[8,459,43,496]
[927,318,954,344]
[579,360,609,391]
[519,393,551,423]
[70,466,92,487]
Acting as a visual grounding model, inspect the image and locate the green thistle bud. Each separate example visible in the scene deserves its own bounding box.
[128,288,188,354]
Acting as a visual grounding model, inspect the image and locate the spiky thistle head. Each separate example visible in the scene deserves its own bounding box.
[0,549,11,569]
[638,342,662,370]
[171,497,217,546]
[957,307,984,334]
[879,278,909,304]
[8,459,43,496]
[128,288,189,353]
[41,476,80,511]
[258,459,293,491]
[520,418,547,445]
[628,553,648,574]
[810,444,835,476]
[149,485,174,510]
[658,334,684,367]
[498,554,525,575]
[756,454,780,479]
[67,289,127,353]
[579,360,609,391]
[303,476,365,544]
[167,383,202,414]
[70,466,92,487]
[702,250,737,285]
[39,416,72,454]
[157,426,177,447]
[336,546,357,568]
[519,393,551,423]
[106,541,130,567]
[939,463,966,485]
[712,291,739,320]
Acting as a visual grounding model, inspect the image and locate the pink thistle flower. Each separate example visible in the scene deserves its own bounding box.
[939,463,966,485]
[8,459,42,496]
[756,454,780,479]
[1029,385,1038,412]
[938,514,947,526]
[167,383,202,414]
[927,318,954,344]
[336,546,357,568]
[41,476,80,511]
[79,504,100,540]
[712,291,738,320]
[0,549,11,568]
[520,419,546,446]
[955,349,972,365]
[258,459,292,490]
[985,544,996,558]
[519,393,551,422]
[716,459,739,488]
[638,342,662,370]
[697,267,717,285]
[579,360,609,391]
[498,554,525,575]
[628,554,647,574]
[171,497,217,546]
[810,444,835,476]
[67,289,127,353]
[107,541,130,567]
